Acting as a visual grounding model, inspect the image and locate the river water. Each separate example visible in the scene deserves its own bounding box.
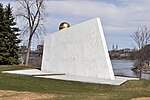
[111,60,150,80]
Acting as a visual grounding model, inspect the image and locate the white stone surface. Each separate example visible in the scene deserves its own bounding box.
[2,69,64,76]
[42,18,115,80]
[35,75,138,85]
[2,69,139,85]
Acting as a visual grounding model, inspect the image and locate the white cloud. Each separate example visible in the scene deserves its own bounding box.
[45,0,150,35]
[1,0,150,49]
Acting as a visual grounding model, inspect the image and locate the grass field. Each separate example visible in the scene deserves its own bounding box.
[0,65,150,100]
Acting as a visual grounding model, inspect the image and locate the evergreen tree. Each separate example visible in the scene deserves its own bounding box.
[0,3,6,64]
[0,3,21,65]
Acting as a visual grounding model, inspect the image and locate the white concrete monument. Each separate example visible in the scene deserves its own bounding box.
[3,18,139,85]
[42,18,115,80]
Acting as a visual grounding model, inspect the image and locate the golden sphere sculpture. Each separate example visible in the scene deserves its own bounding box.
[59,22,70,30]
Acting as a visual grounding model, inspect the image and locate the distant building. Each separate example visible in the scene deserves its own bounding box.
[19,45,43,67]
[37,45,43,52]
[112,44,118,51]
[109,47,132,59]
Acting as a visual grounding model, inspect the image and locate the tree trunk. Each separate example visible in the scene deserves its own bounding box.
[139,51,142,79]
[25,37,32,66]
[139,66,142,79]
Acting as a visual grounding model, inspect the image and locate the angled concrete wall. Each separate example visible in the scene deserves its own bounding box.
[42,18,115,80]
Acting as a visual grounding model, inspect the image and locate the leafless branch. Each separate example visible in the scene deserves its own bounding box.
[16,0,46,65]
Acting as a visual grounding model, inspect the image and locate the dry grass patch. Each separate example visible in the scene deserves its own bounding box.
[131,97,150,100]
[0,90,57,100]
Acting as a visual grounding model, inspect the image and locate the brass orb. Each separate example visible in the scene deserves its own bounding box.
[59,22,70,30]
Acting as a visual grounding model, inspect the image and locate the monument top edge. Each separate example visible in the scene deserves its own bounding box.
[46,17,101,37]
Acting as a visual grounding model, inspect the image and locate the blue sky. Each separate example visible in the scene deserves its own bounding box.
[1,0,150,50]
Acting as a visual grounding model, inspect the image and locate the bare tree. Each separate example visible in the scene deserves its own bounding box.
[16,0,46,65]
[131,26,150,78]
[131,26,150,50]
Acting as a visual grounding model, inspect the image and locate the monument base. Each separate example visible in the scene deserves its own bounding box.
[3,69,138,85]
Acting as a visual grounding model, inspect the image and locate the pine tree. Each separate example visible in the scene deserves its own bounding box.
[0,3,6,64]
[0,3,21,65]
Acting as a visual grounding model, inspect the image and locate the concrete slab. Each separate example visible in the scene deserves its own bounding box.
[42,18,115,80]
[35,75,138,85]
[2,69,138,85]
[2,69,65,76]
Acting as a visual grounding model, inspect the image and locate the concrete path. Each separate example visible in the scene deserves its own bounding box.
[2,69,138,85]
